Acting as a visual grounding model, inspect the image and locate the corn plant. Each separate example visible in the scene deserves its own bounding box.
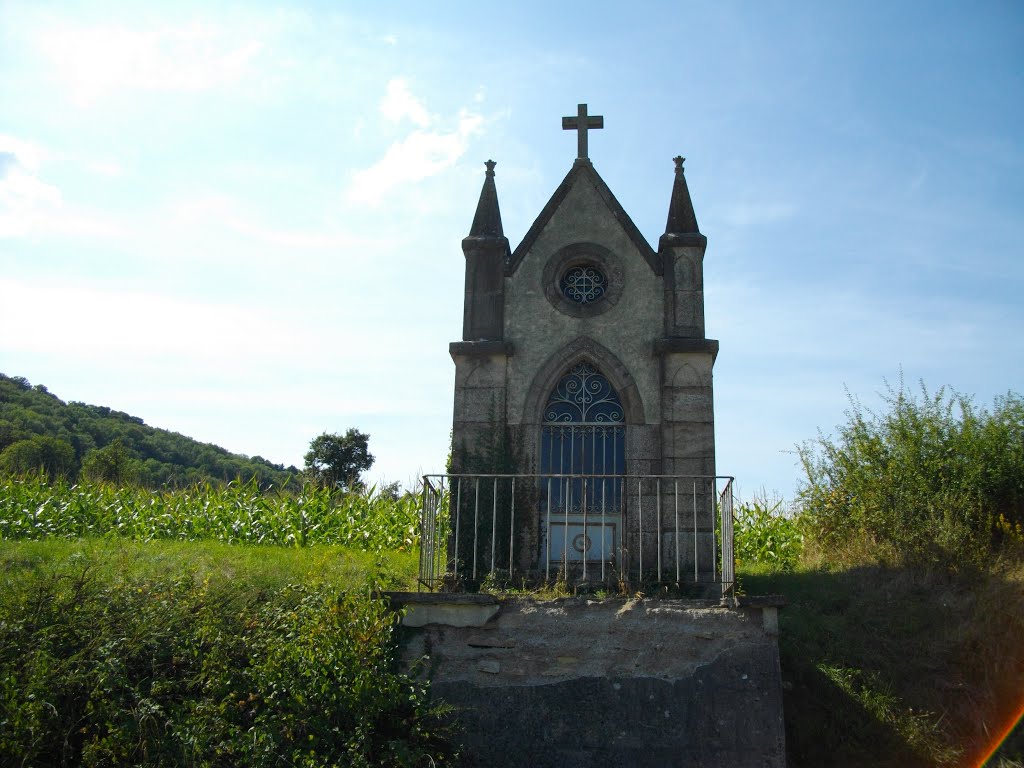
[0,475,421,553]
[734,494,803,572]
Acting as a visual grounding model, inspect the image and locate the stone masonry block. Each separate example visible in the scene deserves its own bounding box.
[454,387,506,424]
[455,355,508,388]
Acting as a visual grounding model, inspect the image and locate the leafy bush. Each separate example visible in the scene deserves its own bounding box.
[798,381,1024,569]
[0,552,457,767]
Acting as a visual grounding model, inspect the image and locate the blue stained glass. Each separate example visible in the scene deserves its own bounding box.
[543,363,624,424]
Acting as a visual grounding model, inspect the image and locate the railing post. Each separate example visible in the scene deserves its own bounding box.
[638,479,644,583]
[692,480,698,583]
[509,477,516,576]
[473,478,480,580]
[656,478,662,581]
[674,480,680,584]
[454,478,462,580]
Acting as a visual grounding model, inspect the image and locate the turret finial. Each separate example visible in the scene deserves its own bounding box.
[665,155,699,235]
[468,159,505,238]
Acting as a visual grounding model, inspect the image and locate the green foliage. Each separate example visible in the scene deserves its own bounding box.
[798,381,1024,569]
[0,475,421,553]
[733,494,803,572]
[80,438,143,485]
[0,434,77,480]
[304,429,375,490]
[0,544,457,766]
[0,372,300,488]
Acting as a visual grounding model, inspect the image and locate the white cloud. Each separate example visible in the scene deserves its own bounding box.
[0,137,61,238]
[83,159,126,178]
[165,192,397,254]
[34,21,264,106]
[380,77,431,127]
[347,98,484,206]
[0,277,293,364]
[0,135,125,240]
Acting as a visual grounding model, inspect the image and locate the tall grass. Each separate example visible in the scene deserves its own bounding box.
[0,474,421,552]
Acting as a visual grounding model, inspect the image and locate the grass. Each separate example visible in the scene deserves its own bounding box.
[0,537,419,592]
[741,559,1024,767]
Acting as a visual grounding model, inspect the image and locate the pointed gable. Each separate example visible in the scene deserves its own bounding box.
[508,161,660,275]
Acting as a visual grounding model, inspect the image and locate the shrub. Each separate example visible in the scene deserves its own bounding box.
[797,380,1024,569]
[0,554,457,767]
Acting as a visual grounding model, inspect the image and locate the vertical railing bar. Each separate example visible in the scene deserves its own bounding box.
[674,480,680,584]
[473,477,480,580]
[431,480,438,584]
[546,477,552,582]
[427,480,437,585]
[418,479,428,588]
[490,477,498,577]
[509,477,516,576]
[454,478,462,580]
[693,480,699,583]
[656,478,662,581]
[601,475,607,582]
[613,429,620,583]
[564,476,570,579]
[638,479,644,583]
[711,478,717,585]
[585,475,593,581]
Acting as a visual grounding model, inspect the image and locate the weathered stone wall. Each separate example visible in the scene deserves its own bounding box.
[390,594,786,768]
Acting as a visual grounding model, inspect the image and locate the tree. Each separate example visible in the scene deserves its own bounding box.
[0,436,77,481]
[304,429,375,490]
[81,439,143,485]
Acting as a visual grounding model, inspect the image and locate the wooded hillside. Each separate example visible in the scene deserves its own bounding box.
[0,373,299,488]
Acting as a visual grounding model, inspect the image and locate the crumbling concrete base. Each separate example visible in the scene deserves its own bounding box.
[387,593,786,768]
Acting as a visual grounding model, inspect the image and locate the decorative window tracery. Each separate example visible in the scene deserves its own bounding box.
[543,362,624,424]
[560,265,607,305]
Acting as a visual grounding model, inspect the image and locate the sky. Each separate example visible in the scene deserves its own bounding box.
[1,1,1022,502]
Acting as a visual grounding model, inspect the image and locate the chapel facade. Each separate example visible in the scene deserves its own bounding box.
[448,105,721,583]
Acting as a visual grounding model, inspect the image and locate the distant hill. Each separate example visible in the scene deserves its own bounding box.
[0,373,300,488]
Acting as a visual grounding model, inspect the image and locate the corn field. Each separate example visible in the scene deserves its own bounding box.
[0,475,421,552]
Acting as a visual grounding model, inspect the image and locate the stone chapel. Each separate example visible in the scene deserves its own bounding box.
[445,104,724,586]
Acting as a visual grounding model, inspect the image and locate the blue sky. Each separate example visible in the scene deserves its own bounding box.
[1,1,1022,501]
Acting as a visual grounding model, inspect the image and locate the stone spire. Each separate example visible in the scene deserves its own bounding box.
[664,156,700,235]
[460,160,509,342]
[469,159,504,238]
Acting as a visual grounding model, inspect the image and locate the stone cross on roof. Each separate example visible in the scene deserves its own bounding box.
[562,103,603,160]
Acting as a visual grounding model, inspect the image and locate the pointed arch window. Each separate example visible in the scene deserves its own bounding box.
[540,363,625,487]
[540,362,625,564]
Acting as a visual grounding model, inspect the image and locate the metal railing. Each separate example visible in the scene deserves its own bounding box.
[419,474,735,596]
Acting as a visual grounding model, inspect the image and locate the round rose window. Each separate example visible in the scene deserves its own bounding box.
[560,264,606,304]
